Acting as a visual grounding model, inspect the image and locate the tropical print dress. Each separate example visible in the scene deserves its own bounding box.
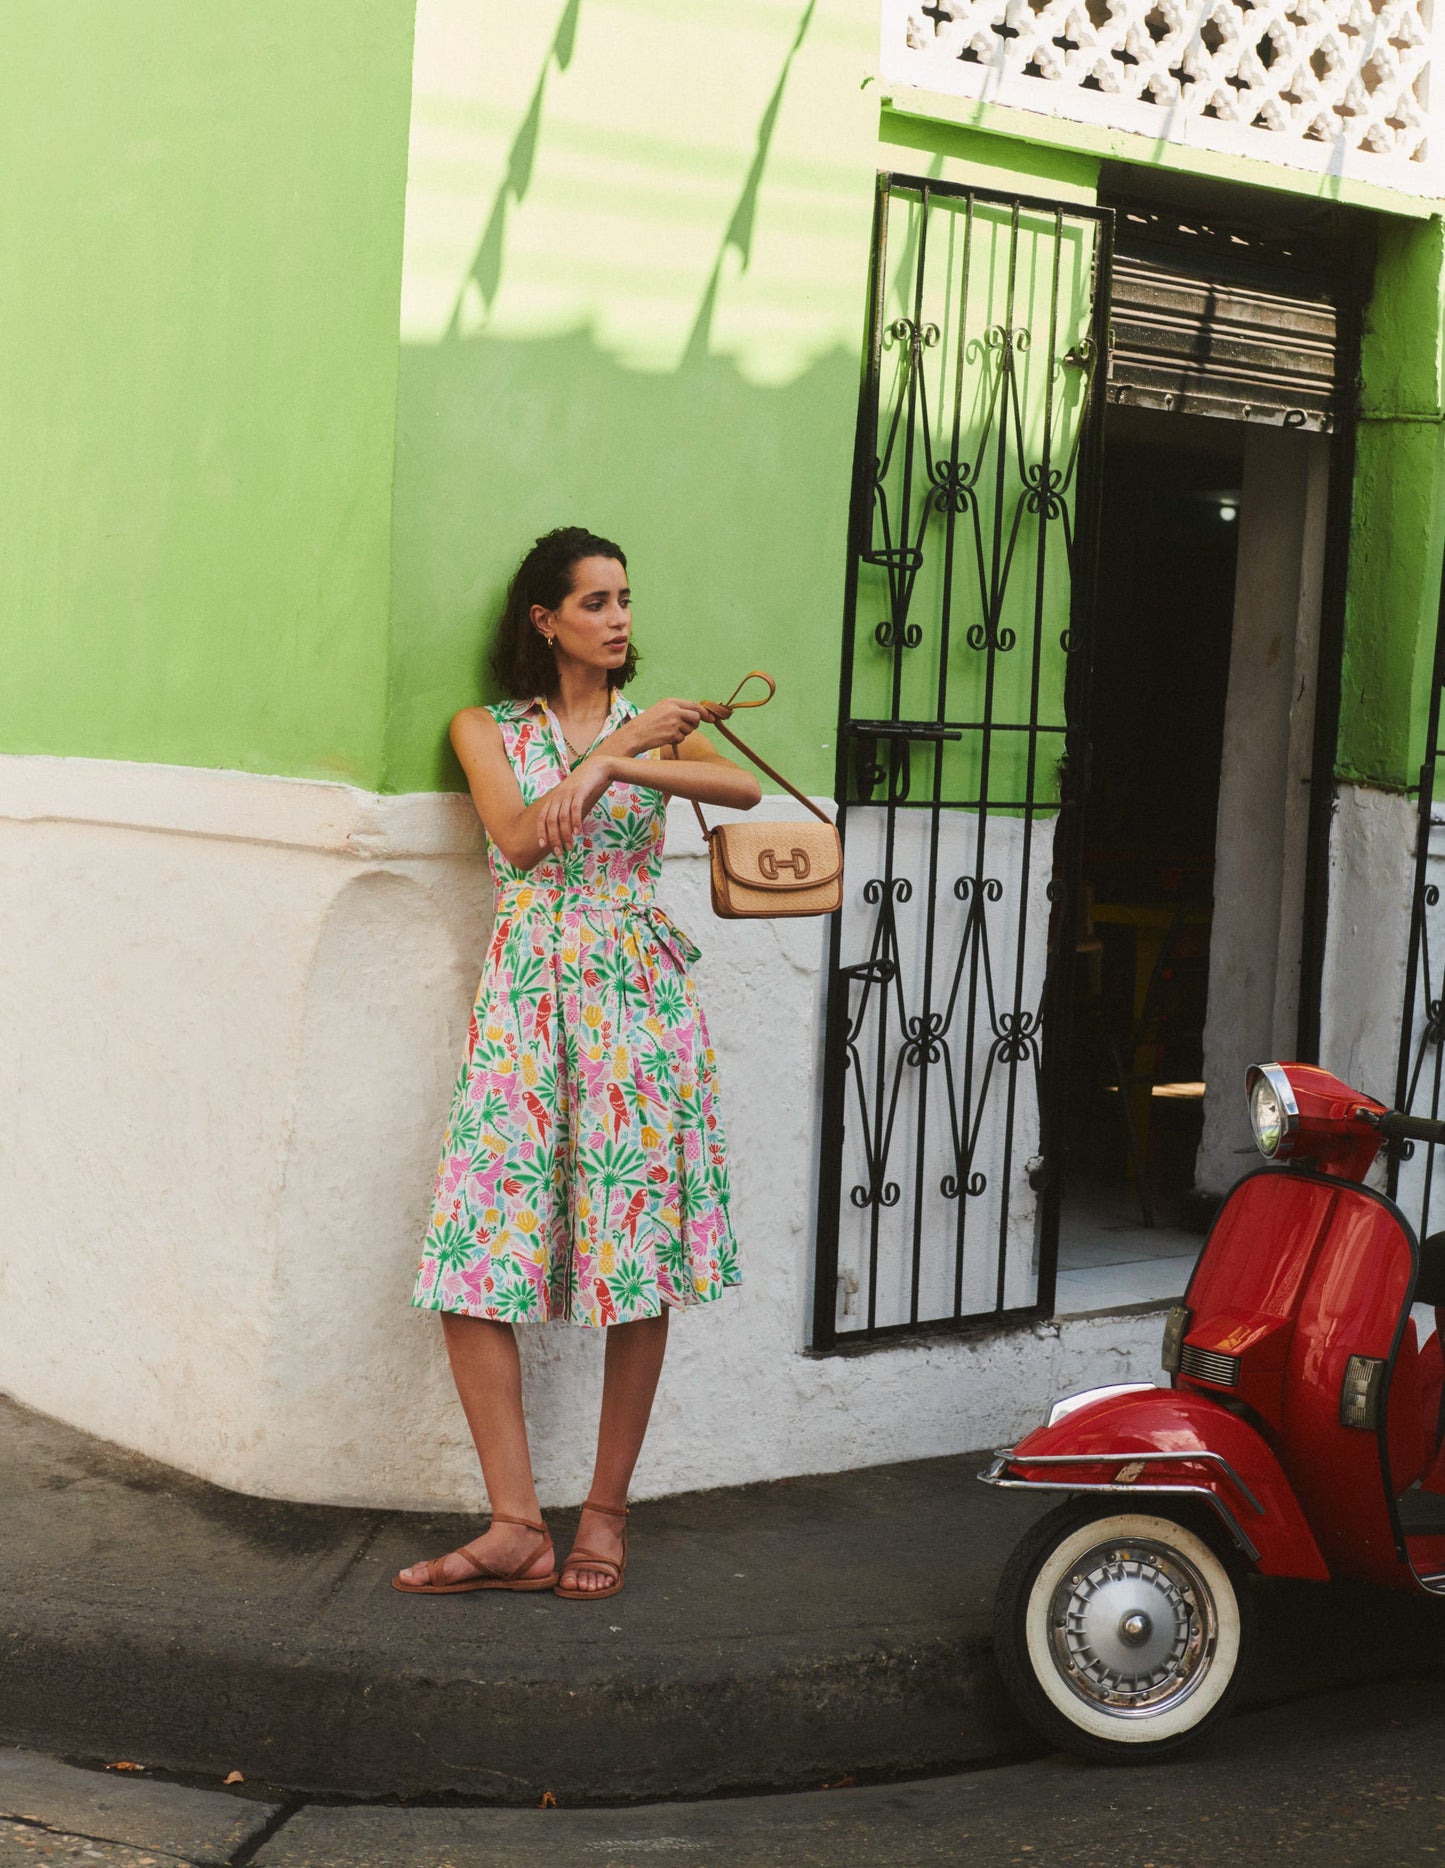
[412,691,741,1327]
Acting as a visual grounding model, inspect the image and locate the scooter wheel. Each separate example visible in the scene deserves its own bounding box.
[993,1498,1254,1763]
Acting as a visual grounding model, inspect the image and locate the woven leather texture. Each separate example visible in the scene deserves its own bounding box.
[708,823,842,919]
[713,821,841,889]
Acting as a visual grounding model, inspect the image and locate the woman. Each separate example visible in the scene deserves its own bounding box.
[396,527,761,1602]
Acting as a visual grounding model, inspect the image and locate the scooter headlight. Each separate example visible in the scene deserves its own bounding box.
[1247,1062,1299,1160]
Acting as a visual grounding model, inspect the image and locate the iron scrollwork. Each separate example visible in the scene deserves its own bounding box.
[1393,749,1445,1235]
[814,174,1111,1346]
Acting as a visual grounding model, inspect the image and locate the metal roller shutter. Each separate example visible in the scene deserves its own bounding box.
[1106,219,1342,431]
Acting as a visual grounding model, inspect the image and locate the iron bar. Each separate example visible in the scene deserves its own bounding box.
[1389,535,1445,1243]
[814,172,1112,1347]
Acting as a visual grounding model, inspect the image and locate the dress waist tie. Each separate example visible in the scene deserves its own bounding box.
[496,888,701,974]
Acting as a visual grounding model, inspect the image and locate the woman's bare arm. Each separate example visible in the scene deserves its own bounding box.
[450,708,613,869]
[453,699,764,862]
[608,733,761,808]
[596,695,761,807]
[533,729,761,854]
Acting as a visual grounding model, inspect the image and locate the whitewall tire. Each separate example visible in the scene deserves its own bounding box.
[993,1500,1254,1762]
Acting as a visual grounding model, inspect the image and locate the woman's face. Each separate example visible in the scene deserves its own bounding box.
[533,556,631,675]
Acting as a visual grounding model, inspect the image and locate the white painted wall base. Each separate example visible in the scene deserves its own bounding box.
[0,754,1166,1510]
[1318,782,1416,1110]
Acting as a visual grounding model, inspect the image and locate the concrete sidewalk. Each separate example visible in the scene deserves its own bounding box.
[2,1394,1445,1805]
[8,1678,1445,1867]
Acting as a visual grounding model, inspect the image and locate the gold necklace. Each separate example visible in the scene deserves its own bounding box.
[554,705,607,768]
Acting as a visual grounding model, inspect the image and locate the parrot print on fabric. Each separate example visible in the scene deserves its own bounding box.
[411,691,741,1328]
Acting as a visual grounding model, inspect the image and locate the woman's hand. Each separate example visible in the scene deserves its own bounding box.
[535,755,616,856]
[613,698,717,757]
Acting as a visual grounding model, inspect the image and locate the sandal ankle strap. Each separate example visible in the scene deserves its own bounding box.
[490,1511,547,1534]
[581,1498,628,1518]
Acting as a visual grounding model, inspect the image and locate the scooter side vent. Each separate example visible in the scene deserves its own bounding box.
[1180,1345,1241,1387]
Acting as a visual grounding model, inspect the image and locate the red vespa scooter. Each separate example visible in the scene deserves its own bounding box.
[984,1061,1445,1760]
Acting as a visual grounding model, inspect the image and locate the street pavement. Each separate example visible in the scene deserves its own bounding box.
[3,1676,1445,1866]
[0,1396,1046,1799]
[9,1394,1445,1802]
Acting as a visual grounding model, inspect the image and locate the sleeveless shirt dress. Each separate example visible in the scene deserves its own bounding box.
[411,691,741,1327]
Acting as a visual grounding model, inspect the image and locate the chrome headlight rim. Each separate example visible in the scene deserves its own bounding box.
[1246,1061,1300,1160]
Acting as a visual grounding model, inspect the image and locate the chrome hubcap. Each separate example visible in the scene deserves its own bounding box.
[1119,1610,1152,1645]
[1048,1539,1216,1716]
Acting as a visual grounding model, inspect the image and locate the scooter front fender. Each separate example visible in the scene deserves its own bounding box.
[982,1386,1329,1580]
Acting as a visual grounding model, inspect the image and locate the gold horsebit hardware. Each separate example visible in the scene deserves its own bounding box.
[757,846,812,881]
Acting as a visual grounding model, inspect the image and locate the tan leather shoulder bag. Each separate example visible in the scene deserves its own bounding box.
[669,673,842,920]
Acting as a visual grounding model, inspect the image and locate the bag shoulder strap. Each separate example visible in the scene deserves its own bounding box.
[665,671,832,838]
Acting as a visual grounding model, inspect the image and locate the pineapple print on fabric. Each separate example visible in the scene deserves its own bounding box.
[412,690,741,1327]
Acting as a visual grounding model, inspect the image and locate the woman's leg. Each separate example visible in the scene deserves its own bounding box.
[560,1309,670,1593]
[397,1314,555,1585]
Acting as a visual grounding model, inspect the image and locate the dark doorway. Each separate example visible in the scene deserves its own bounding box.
[1055,404,1244,1313]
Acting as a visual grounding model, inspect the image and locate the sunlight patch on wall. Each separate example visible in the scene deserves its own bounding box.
[399,0,878,386]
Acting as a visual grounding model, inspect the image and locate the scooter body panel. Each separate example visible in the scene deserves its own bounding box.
[1007,1387,1329,1580]
[1177,1173,1336,1432]
[1176,1169,1417,1587]
[1274,1181,1415,1585]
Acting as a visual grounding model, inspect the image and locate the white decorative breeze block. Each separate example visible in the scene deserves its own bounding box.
[882,0,1444,194]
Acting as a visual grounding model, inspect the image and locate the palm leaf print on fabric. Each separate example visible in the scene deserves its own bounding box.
[411,692,740,1328]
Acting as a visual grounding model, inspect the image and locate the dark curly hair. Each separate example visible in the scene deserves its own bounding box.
[489,526,638,700]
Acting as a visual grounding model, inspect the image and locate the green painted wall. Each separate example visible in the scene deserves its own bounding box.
[0,1,417,787]
[1338,217,1445,792]
[383,0,1100,797]
[0,0,1104,801]
[11,0,1433,807]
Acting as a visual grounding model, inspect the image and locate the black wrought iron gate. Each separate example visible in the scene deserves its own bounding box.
[1390,562,1445,1241]
[812,174,1112,1349]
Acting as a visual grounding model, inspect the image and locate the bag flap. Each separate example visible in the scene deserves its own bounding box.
[712,822,841,891]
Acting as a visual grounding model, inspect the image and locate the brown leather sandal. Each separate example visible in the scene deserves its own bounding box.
[391,1513,557,1594]
[553,1498,629,1601]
